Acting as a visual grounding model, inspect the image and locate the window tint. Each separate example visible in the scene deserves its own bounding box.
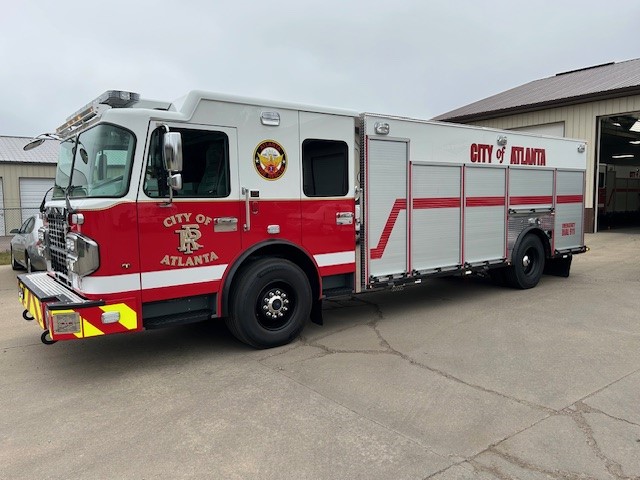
[144,128,230,198]
[19,217,32,233]
[25,217,35,233]
[302,139,348,197]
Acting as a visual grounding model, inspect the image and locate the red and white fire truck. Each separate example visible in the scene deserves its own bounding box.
[18,90,587,348]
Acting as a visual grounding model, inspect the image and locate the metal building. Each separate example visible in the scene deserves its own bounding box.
[435,58,640,232]
[0,137,57,236]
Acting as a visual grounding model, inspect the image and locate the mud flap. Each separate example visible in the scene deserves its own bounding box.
[310,299,323,326]
[544,255,572,278]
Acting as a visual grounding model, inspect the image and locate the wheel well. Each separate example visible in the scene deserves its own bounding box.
[515,228,552,259]
[221,242,320,317]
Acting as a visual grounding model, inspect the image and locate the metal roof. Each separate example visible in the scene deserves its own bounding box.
[0,136,58,164]
[435,58,640,122]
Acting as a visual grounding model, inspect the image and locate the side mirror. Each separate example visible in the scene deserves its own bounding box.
[168,173,183,191]
[23,138,46,151]
[10,228,19,234]
[163,132,183,172]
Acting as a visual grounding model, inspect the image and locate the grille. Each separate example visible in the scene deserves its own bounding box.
[46,208,69,279]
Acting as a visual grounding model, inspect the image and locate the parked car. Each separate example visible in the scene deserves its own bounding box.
[10,215,47,272]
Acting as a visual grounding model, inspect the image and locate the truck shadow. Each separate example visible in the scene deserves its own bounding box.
[36,272,568,378]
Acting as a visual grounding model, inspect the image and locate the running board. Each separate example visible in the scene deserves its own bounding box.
[143,309,213,330]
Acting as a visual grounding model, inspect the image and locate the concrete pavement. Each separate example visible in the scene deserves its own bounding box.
[1,229,639,479]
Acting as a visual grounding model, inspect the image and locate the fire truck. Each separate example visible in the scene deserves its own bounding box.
[18,90,587,348]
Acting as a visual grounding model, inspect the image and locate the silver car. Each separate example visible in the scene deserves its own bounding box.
[10,215,47,272]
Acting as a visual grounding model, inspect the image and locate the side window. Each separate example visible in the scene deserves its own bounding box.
[19,218,32,233]
[25,217,35,234]
[302,139,348,197]
[144,128,230,198]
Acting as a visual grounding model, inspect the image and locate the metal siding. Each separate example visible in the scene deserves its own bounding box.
[508,168,553,210]
[555,170,585,250]
[0,177,4,235]
[471,95,640,216]
[0,164,56,232]
[464,167,505,263]
[411,164,461,272]
[367,139,407,278]
[510,122,564,136]
[435,59,640,122]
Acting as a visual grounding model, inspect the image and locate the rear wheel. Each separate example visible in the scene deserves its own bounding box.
[505,234,545,289]
[226,258,312,348]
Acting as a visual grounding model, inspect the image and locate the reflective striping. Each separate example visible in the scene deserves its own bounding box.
[466,196,506,207]
[81,274,140,295]
[557,195,584,204]
[81,319,104,338]
[509,195,553,205]
[43,303,139,340]
[141,264,228,289]
[314,251,356,267]
[100,303,137,330]
[370,199,407,260]
[413,197,461,209]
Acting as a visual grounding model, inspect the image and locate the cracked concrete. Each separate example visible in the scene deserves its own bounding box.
[1,229,640,479]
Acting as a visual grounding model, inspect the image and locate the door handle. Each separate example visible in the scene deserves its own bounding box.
[214,217,238,232]
[242,188,260,231]
[242,187,250,231]
[336,212,354,225]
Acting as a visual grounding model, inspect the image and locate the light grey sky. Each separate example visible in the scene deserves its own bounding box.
[2,0,639,137]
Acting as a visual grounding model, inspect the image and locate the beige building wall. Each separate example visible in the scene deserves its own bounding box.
[466,94,640,231]
[0,163,56,232]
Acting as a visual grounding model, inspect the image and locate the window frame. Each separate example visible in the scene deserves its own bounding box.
[302,138,349,198]
[143,126,231,199]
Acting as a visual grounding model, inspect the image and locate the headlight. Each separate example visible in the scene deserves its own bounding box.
[66,236,76,253]
[37,227,48,258]
[65,233,99,276]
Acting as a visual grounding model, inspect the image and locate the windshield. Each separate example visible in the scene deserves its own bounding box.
[53,124,136,198]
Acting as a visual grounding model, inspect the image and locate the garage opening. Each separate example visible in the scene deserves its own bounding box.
[597,114,640,230]
[19,178,54,224]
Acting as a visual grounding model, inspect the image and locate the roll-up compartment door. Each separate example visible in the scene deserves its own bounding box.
[464,167,506,263]
[555,170,585,251]
[411,163,461,273]
[366,139,407,281]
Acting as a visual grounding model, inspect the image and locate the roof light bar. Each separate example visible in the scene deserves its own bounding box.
[55,90,141,138]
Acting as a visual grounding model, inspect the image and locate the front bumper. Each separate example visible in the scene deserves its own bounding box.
[18,273,140,342]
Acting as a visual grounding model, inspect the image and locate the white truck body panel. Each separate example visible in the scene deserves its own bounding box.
[361,114,586,287]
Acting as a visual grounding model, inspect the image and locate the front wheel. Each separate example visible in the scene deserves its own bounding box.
[226,258,312,348]
[505,234,545,289]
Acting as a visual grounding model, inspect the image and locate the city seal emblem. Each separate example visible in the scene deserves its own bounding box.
[254,140,287,180]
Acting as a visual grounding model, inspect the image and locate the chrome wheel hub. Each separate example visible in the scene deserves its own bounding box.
[261,289,290,319]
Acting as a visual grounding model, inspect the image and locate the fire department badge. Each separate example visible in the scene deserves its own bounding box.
[254,140,287,180]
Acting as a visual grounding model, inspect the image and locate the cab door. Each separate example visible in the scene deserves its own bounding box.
[299,112,356,285]
[236,108,302,251]
[137,124,241,305]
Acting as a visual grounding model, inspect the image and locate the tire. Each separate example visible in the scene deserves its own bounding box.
[505,234,545,289]
[26,254,32,273]
[11,248,22,271]
[226,258,312,348]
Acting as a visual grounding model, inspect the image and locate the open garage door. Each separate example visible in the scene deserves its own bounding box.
[597,115,640,230]
[19,178,54,224]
